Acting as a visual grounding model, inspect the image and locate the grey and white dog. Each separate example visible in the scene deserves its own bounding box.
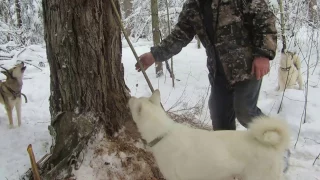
[0,62,27,128]
[277,51,303,91]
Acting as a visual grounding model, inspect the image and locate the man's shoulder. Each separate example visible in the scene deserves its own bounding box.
[183,0,199,9]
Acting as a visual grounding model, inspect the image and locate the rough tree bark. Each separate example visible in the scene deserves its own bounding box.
[14,0,22,28]
[42,0,131,178]
[151,0,164,78]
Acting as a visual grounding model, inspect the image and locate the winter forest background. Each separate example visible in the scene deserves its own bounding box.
[0,0,320,179]
[1,0,320,46]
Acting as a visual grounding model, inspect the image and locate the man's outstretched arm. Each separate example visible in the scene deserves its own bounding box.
[150,0,197,62]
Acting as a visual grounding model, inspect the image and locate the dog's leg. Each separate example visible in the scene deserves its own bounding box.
[275,82,280,91]
[297,73,304,90]
[278,79,286,91]
[293,55,301,70]
[16,97,22,126]
[5,104,14,129]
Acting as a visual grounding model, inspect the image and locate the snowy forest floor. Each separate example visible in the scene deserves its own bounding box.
[0,37,320,179]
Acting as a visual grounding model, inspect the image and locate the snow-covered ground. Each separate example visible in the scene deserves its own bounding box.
[0,37,319,179]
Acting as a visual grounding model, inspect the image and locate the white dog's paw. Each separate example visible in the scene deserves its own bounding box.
[8,124,14,129]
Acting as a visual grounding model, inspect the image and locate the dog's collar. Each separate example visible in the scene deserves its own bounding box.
[280,66,291,71]
[2,84,28,103]
[148,134,167,147]
[4,84,21,97]
[147,127,173,147]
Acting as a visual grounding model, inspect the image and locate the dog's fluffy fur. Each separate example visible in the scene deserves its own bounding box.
[277,51,303,91]
[128,90,290,180]
[0,62,26,128]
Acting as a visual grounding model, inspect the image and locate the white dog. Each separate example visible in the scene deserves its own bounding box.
[128,90,290,180]
[277,51,303,91]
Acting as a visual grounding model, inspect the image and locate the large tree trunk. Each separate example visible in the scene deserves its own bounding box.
[14,0,22,28]
[42,0,131,178]
[151,0,164,78]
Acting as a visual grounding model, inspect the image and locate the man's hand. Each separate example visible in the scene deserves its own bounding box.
[251,57,270,80]
[135,52,156,72]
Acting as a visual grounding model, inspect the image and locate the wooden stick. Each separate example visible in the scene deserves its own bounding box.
[110,0,166,109]
[110,0,154,93]
[27,144,41,180]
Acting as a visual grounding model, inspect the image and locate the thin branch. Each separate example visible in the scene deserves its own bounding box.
[312,31,319,75]
[294,28,315,148]
[313,152,320,166]
[164,0,175,88]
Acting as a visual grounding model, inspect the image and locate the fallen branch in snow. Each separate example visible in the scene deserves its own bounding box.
[313,152,320,166]
[0,57,12,61]
[16,47,27,58]
[0,54,13,58]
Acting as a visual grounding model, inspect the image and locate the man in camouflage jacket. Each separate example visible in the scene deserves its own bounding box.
[136,0,277,130]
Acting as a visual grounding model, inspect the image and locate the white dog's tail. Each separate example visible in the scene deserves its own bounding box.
[248,116,290,150]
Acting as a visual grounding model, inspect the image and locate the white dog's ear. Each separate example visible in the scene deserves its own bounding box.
[149,89,161,105]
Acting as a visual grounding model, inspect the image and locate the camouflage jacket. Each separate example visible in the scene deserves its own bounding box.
[150,0,277,85]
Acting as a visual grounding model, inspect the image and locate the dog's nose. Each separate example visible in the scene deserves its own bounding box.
[21,62,24,66]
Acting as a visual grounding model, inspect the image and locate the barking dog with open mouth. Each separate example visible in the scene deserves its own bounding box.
[277,51,303,91]
[128,90,290,180]
[0,62,27,128]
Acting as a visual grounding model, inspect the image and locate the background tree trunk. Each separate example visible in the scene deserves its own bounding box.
[308,0,318,25]
[42,0,130,178]
[0,0,10,41]
[14,0,22,28]
[123,0,133,35]
[279,0,287,52]
[151,0,164,77]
